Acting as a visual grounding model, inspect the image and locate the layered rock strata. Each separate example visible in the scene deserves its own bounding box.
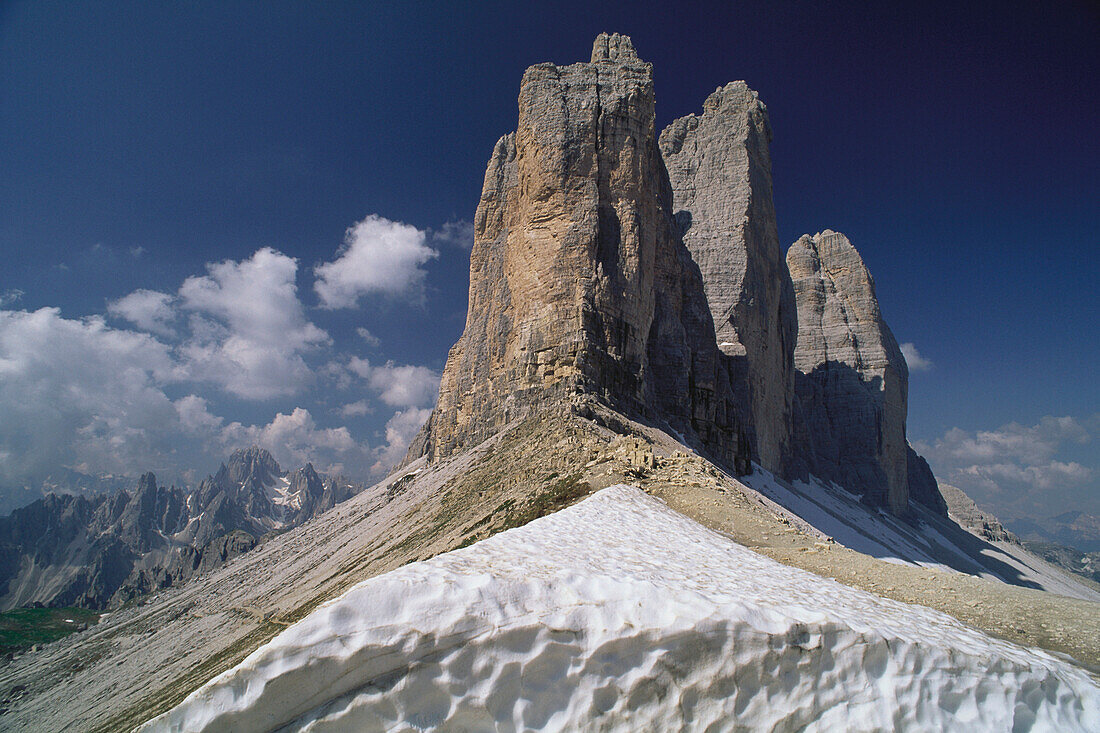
[414,33,747,471]
[786,230,910,514]
[659,82,797,476]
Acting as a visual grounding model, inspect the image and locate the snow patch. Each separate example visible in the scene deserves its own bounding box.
[142,485,1099,732]
[740,466,1100,601]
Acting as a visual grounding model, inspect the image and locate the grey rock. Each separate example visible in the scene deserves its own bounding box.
[787,230,910,514]
[940,483,1015,543]
[907,446,948,516]
[659,82,797,475]
[0,448,366,611]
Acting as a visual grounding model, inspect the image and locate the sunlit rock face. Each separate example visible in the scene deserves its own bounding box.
[660,81,798,477]
[413,34,746,472]
[786,230,910,514]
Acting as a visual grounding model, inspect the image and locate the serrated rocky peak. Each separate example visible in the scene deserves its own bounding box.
[415,33,748,472]
[659,81,798,476]
[589,31,637,62]
[224,446,282,487]
[0,451,366,611]
[786,230,910,514]
[288,463,323,497]
[116,472,187,553]
[408,35,947,517]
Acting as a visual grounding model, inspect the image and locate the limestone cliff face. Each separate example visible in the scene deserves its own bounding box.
[786,230,910,514]
[907,446,949,516]
[415,34,746,471]
[659,83,797,476]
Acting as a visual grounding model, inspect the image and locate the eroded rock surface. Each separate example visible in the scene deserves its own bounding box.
[659,82,797,475]
[787,230,910,514]
[415,33,747,472]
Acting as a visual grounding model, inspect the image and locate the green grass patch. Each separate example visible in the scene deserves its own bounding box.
[0,606,100,654]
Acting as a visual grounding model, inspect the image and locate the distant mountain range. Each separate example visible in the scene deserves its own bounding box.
[0,447,366,611]
[0,469,137,518]
[1007,511,1100,555]
[939,484,1100,587]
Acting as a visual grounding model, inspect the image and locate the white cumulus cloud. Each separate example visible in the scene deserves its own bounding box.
[108,289,177,336]
[173,396,372,478]
[899,342,933,372]
[913,415,1095,518]
[314,215,438,308]
[430,219,475,249]
[348,357,440,408]
[220,407,359,472]
[338,400,372,418]
[372,407,431,473]
[179,247,329,399]
[0,308,182,483]
[356,327,381,347]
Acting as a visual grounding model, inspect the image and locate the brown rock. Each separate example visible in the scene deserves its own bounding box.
[412,34,748,473]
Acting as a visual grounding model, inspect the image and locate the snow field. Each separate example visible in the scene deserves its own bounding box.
[141,485,1100,732]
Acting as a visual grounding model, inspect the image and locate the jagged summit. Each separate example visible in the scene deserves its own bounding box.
[590,32,639,63]
[787,230,911,514]
[413,33,749,473]
[660,80,797,477]
[0,448,363,611]
[408,34,945,516]
[223,445,282,486]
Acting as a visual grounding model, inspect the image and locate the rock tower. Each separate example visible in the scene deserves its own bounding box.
[660,83,798,475]
[413,34,747,472]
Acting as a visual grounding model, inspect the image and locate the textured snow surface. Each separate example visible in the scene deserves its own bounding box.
[142,485,1100,732]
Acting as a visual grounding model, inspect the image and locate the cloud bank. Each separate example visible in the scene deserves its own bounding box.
[1,215,445,510]
[314,215,439,308]
[914,415,1097,519]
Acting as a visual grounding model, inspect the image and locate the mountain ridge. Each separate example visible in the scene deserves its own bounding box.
[1,32,1095,731]
[0,447,364,611]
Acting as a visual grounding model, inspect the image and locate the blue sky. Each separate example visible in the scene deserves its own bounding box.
[1,0,1096,520]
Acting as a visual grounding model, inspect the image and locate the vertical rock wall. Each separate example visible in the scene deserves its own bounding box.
[407,33,945,516]
[786,230,910,514]
[415,34,746,471]
[659,83,797,476]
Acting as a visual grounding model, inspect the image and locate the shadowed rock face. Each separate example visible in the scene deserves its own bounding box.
[908,447,949,516]
[659,82,797,477]
[415,33,747,471]
[787,230,910,514]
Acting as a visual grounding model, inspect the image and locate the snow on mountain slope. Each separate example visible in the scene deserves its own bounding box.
[142,485,1100,733]
[740,466,1100,602]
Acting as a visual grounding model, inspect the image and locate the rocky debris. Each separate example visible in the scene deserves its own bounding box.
[0,448,365,612]
[659,81,797,476]
[612,436,657,471]
[3,406,1097,733]
[786,230,911,515]
[414,33,748,473]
